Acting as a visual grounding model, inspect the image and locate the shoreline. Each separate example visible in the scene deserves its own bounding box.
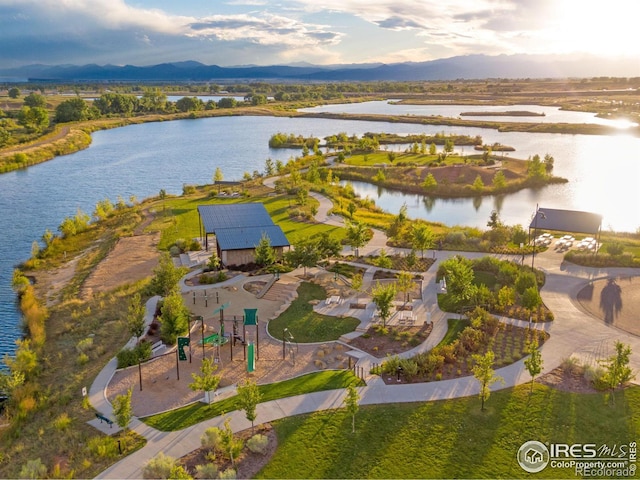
[1,104,638,176]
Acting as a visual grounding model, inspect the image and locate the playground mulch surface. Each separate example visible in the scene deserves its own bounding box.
[106,273,352,417]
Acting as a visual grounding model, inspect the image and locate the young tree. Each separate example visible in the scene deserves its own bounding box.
[190,358,221,404]
[254,233,277,267]
[411,223,434,258]
[471,350,504,411]
[601,341,634,405]
[351,273,363,304]
[316,232,342,260]
[344,383,360,433]
[440,255,477,306]
[347,202,357,219]
[150,252,184,297]
[422,172,438,192]
[524,339,543,393]
[492,170,507,189]
[207,250,220,271]
[220,418,244,466]
[396,271,414,303]
[213,167,224,183]
[371,281,396,327]
[345,221,371,257]
[285,238,319,276]
[159,291,189,344]
[375,249,393,269]
[237,379,262,433]
[472,174,484,192]
[127,293,146,340]
[112,388,133,430]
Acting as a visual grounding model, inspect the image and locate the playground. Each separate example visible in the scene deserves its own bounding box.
[106,269,354,417]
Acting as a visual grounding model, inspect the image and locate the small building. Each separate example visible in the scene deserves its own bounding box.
[197,203,290,267]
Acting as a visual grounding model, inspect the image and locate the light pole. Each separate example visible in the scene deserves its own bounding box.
[531,209,546,271]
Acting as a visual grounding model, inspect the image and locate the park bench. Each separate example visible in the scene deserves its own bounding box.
[95,412,114,427]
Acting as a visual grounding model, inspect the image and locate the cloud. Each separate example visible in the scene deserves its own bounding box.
[186,13,342,47]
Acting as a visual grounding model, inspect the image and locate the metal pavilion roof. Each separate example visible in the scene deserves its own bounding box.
[214,225,290,251]
[197,203,290,251]
[197,203,274,232]
[528,207,602,235]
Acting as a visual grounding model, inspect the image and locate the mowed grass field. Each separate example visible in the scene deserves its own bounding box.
[257,384,640,479]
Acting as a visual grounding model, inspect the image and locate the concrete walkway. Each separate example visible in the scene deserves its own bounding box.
[93,182,640,478]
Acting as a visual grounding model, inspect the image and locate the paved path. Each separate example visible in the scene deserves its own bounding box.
[93,182,640,479]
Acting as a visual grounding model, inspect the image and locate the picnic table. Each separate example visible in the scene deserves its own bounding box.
[326,295,341,305]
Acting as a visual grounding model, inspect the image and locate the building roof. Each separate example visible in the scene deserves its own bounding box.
[198,204,274,232]
[214,225,290,251]
[528,207,602,235]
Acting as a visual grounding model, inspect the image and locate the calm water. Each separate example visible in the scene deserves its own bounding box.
[1,107,639,360]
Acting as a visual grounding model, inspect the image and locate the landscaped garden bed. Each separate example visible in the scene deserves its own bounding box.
[348,323,433,358]
[373,307,548,384]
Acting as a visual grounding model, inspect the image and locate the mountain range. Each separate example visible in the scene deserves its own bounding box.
[1,53,639,82]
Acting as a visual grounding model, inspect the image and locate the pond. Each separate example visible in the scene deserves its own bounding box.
[0,107,638,360]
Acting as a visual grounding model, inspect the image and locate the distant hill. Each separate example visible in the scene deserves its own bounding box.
[2,54,639,82]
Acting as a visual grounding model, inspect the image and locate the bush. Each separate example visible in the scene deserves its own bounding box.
[219,468,237,479]
[247,434,269,455]
[584,364,608,391]
[87,435,120,460]
[53,412,72,431]
[117,341,152,368]
[142,452,176,479]
[201,426,222,450]
[195,463,218,479]
[18,458,47,479]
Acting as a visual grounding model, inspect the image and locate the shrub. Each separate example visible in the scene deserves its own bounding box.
[76,336,94,353]
[76,352,89,365]
[381,354,401,374]
[247,434,269,455]
[142,452,176,479]
[201,427,222,450]
[194,463,218,479]
[18,458,47,479]
[53,412,72,431]
[584,364,608,391]
[87,435,119,459]
[219,468,237,479]
[399,358,419,381]
[561,357,582,375]
[116,341,152,368]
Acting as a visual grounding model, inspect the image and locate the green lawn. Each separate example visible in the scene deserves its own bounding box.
[345,151,468,167]
[141,370,363,431]
[268,282,361,343]
[151,191,344,250]
[437,318,471,347]
[257,384,640,479]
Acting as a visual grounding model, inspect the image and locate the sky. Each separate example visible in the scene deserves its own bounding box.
[1,0,639,68]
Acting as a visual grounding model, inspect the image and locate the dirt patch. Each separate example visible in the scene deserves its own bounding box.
[537,365,599,394]
[179,424,277,479]
[81,232,160,299]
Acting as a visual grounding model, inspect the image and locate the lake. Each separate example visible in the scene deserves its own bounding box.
[0,104,638,360]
